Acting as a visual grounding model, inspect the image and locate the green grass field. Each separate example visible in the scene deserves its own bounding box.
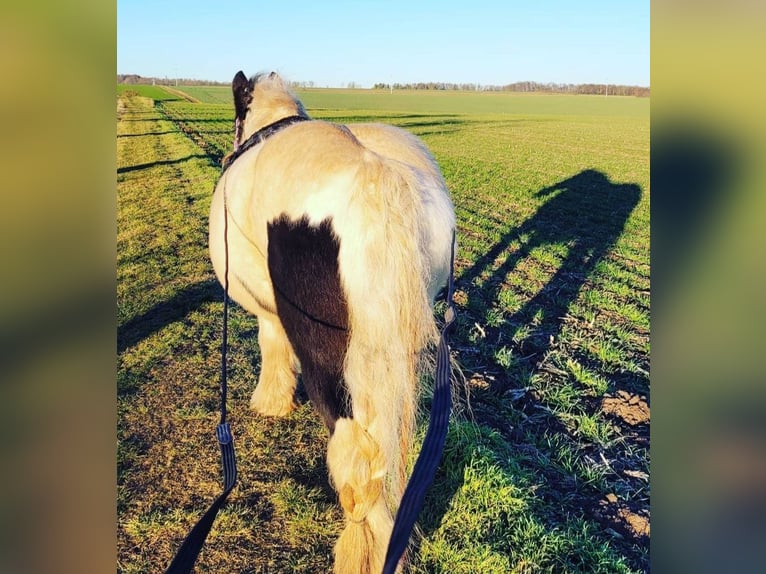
[118,84,649,573]
[176,84,649,117]
[116,83,182,101]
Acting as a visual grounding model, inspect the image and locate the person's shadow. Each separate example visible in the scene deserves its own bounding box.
[419,169,643,540]
[459,168,642,390]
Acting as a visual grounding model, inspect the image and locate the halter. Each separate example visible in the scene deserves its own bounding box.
[221,115,309,173]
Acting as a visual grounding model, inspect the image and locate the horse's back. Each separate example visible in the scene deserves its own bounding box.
[346,122,443,180]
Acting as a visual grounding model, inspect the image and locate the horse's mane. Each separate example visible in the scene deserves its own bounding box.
[243,72,308,134]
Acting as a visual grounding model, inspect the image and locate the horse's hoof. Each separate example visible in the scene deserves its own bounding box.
[249,387,296,416]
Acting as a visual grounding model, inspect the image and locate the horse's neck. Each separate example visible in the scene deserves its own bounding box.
[249,104,305,134]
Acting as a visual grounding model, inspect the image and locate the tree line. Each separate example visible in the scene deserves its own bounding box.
[117,75,649,97]
[372,81,649,97]
[117,74,228,86]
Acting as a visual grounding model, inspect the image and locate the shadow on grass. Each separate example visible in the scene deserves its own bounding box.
[418,169,645,566]
[117,154,211,174]
[118,279,221,354]
[458,169,642,392]
[390,115,487,137]
[117,130,180,138]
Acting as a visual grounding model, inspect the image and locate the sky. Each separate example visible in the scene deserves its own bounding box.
[117,0,649,88]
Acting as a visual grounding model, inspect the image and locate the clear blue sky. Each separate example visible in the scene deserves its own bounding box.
[117,0,649,88]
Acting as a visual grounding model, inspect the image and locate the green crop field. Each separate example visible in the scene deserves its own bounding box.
[118,84,649,573]
[176,83,649,117]
[116,83,181,101]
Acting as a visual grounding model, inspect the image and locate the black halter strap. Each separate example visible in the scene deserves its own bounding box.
[221,115,309,172]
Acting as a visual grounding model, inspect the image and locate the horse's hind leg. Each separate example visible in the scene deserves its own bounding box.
[250,313,298,416]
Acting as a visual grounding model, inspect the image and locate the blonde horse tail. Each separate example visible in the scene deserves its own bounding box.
[327,153,439,573]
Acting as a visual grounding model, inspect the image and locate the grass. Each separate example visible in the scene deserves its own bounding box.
[118,85,649,572]
[173,84,649,117]
[117,83,180,101]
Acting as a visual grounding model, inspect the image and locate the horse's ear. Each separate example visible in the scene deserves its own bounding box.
[232,71,248,94]
[232,71,250,120]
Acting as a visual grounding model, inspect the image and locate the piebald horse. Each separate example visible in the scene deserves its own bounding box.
[209,71,455,573]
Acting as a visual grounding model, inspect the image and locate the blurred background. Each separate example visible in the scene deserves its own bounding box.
[0,2,115,573]
[1,0,765,572]
[652,1,766,572]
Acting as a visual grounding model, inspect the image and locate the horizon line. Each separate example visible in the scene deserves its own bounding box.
[117,73,650,90]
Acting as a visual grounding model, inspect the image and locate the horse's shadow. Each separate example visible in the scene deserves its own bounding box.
[419,169,642,540]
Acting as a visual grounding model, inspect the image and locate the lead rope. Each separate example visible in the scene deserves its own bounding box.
[164,115,309,573]
[164,179,238,574]
[382,230,457,574]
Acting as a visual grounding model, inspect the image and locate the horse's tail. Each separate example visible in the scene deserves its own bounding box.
[326,152,441,573]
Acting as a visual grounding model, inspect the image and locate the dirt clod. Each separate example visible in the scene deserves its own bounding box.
[601,393,649,426]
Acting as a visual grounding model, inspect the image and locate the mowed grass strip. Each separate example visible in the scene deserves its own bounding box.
[117,84,181,101]
[118,88,649,572]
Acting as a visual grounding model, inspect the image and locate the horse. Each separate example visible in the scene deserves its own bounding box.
[208,70,456,573]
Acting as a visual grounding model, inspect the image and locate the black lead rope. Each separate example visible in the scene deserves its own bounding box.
[165,116,307,573]
[383,230,457,574]
[164,184,237,574]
